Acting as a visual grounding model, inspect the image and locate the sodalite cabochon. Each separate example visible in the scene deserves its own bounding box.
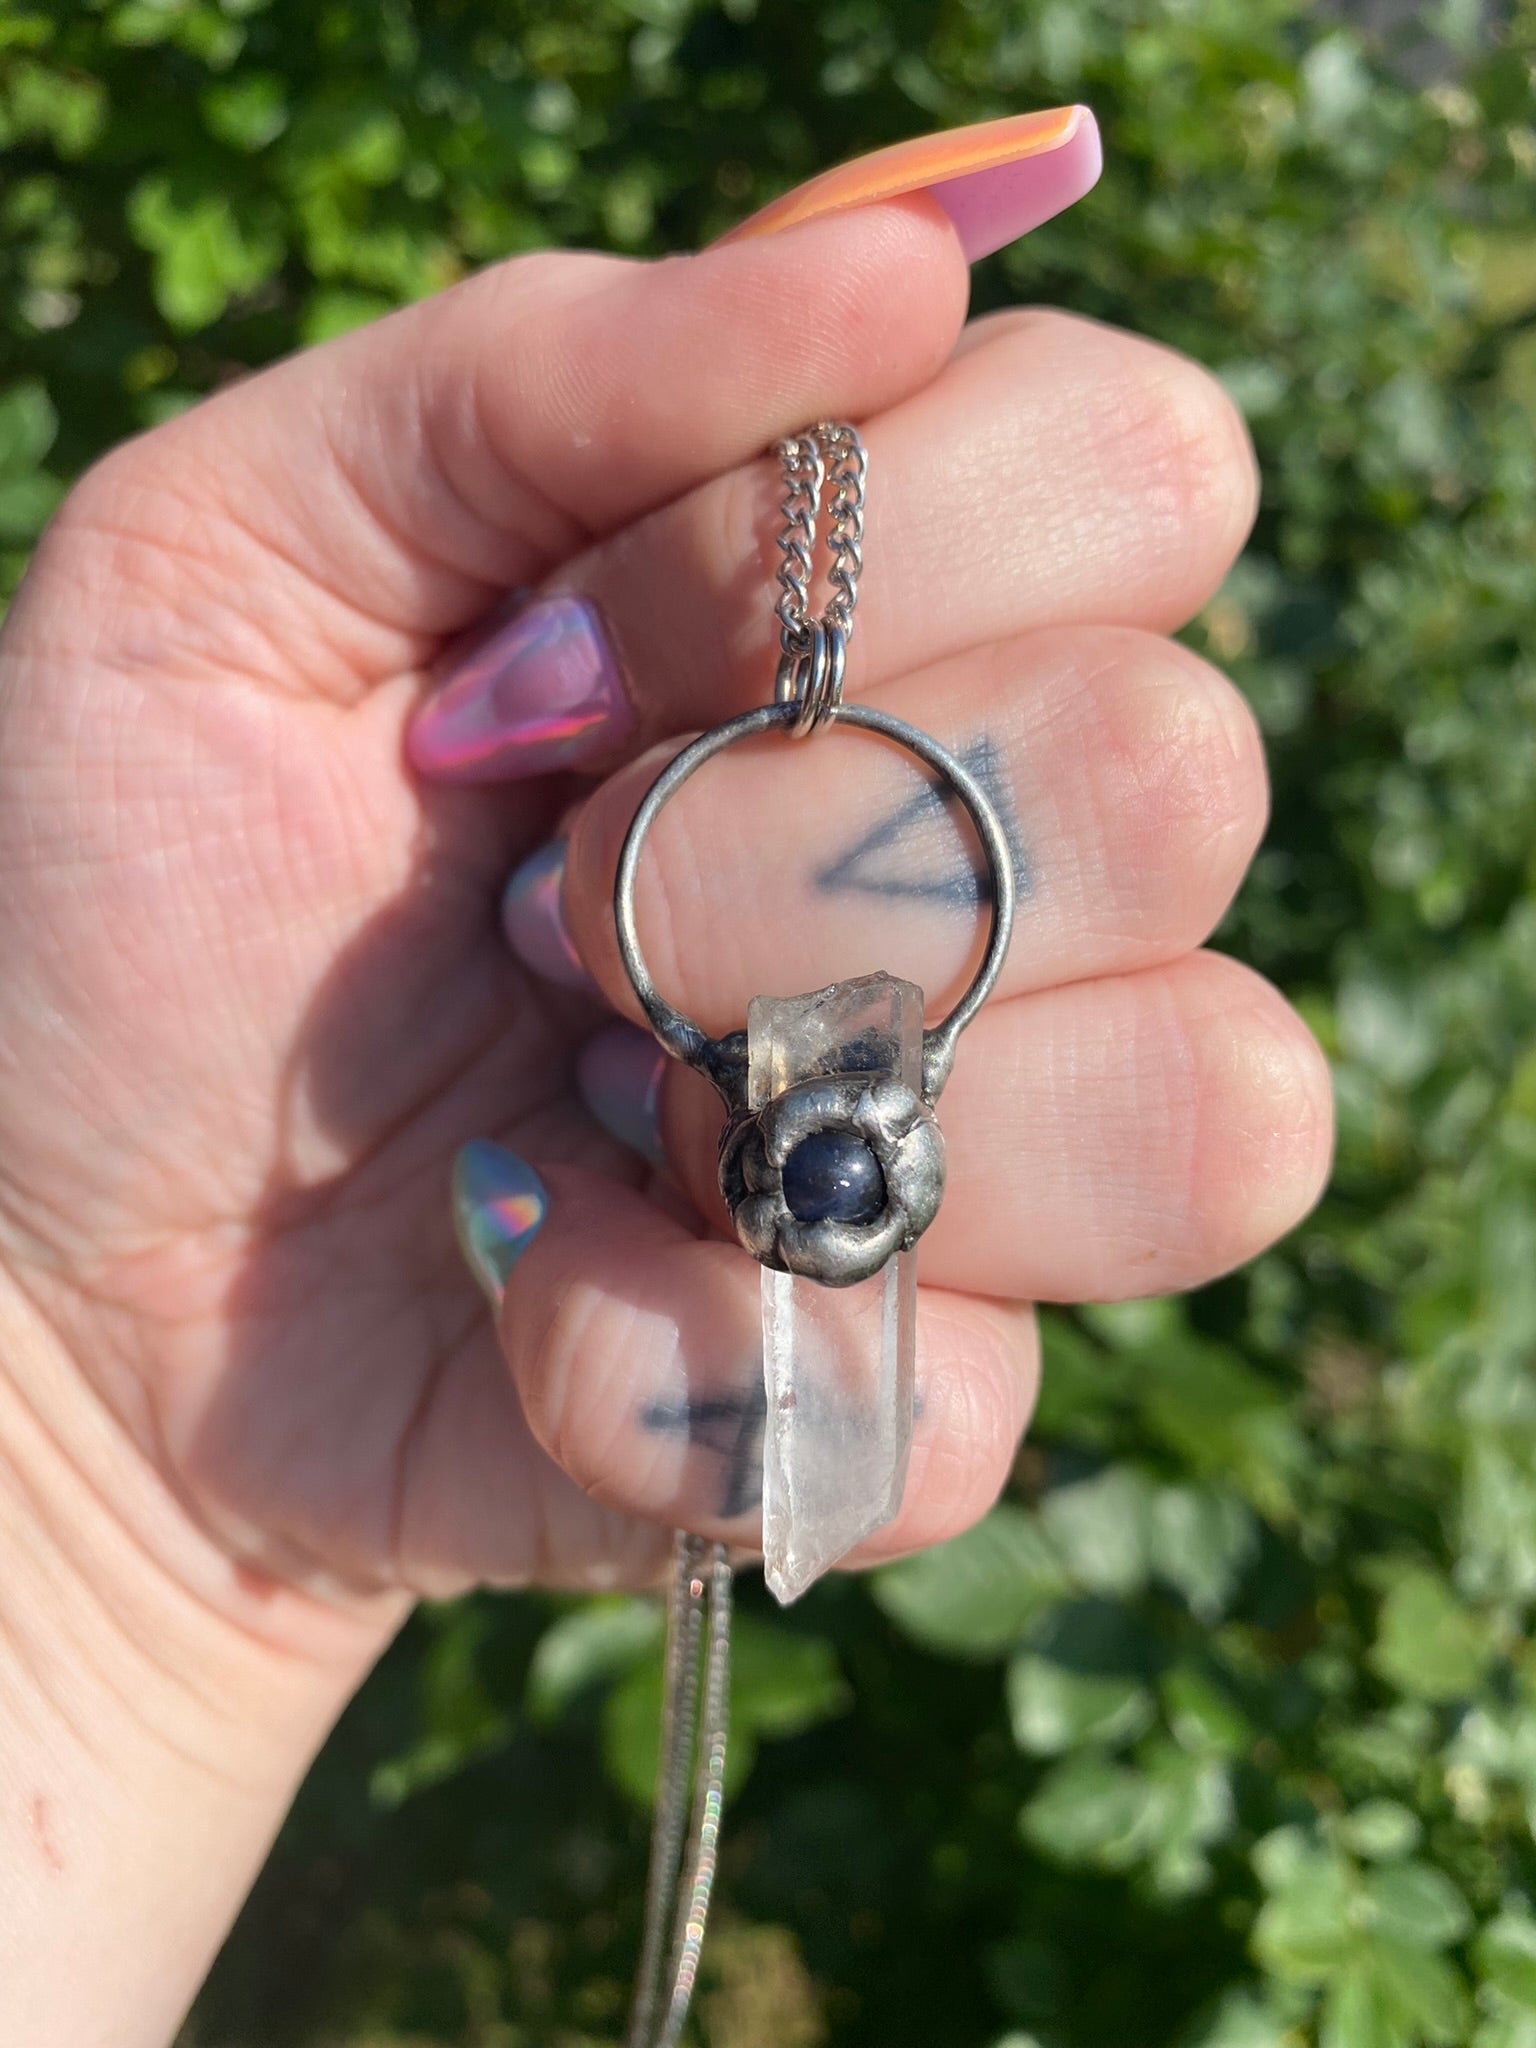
[781,1128,888,1225]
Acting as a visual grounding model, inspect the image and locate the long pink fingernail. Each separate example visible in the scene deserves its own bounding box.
[501,838,596,992]
[409,593,635,783]
[578,1022,668,1166]
[718,106,1102,264]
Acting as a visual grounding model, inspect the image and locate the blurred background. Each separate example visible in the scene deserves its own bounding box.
[4,2,1536,2044]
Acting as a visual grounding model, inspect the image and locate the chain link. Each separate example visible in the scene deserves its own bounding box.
[772,422,866,735]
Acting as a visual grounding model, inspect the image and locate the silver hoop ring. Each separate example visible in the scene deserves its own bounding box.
[614,697,1015,1107]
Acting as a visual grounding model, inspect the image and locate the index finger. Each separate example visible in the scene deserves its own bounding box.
[23,202,970,702]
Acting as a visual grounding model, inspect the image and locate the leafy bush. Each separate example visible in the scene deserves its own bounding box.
[6,2,1536,2044]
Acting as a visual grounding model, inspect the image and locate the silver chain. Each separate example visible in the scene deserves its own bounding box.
[773,422,867,736]
[625,427,867,2042]
[625,1533,733,2048]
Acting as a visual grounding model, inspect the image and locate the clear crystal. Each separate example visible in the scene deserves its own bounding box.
[750,973,921,1605]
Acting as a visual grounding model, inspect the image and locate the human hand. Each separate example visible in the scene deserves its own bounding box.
[0,111,1329,2044]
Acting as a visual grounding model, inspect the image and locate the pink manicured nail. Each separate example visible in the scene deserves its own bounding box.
[578,1022,668,1166]
[718,106,1102,264]
[502,838,596,992]
[409,593,634,783]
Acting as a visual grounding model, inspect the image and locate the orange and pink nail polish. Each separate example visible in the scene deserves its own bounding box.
[720,106,1102,263]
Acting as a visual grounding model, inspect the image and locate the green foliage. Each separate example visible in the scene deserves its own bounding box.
[5,1,1535,2043]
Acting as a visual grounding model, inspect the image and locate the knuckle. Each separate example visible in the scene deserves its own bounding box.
[1055,633,1269,955]
[1182,962,1334,1264]
[1105,647,1267,910]
[900,1307,1036,1548]
[1099,341,1258,548]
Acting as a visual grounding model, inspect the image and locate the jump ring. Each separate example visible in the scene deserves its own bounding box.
[773,619,847,738]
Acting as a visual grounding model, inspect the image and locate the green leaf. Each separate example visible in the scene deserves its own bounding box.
[1019,1734,1232,1890]
[1251,1845,1355,1983]
[1476,1913,1536,2012]
[1339,1801,1422,1862]
[601,1617,848,1805]
[202,72,287,151]
[1039,1466,1155,1598]
[525,1597,662,1723]
[602,1656,701,1806]
[1149,1484,1258,1622]
[1006,1652,1153,1755]
[1320,1963,1411,2048]
[0,381,57,471]
[126,175,283,331]
[299,288,392,344]
[1371,1568,1492,1702]
[1473,2011,1536,2048]
[1161,1665,1252,1760]
[1138,1338,1304,1522]
[1367,1936,1471,2041]
[1137,1741,1235,1898]
[369,1603,512,1810]
[1019,1755,1156,1870]
[727,1616,851,1740]
[1362,1862,1472,1949]
[1186,1988,1298,2048]
[0,471,61,541]
[873,1505,1069,1659]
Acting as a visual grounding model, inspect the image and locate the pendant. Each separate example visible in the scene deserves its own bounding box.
[615,632,1015,1604]
[614,424,1014,2044]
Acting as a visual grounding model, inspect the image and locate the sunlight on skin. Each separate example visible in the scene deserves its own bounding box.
[0,126,1329,2047]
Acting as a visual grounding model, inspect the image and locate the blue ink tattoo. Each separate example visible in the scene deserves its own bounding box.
[639,1381,766,1518]
[813,735,1027,910]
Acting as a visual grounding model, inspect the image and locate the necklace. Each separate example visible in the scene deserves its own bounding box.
[616,423,1015,2043]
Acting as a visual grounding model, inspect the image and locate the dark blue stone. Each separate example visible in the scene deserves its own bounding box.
[781,1129,887,1226]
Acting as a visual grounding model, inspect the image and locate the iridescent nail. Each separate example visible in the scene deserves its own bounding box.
[452,1140,549,1306]
[409,593,635,784]
[577,1022,669,1167]
[502,838,595,992]
[718,106,1102,264]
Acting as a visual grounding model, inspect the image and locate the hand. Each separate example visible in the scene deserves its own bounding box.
[0,188,1330,2043]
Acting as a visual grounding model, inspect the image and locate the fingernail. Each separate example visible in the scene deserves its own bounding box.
[578,1023,668,1167]
[452,1140,550,1307]
[502,838,596,992]
[718,106,1102,264]
[409,593,634,783]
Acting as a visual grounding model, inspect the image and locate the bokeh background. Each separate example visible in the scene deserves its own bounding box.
[5,2,1536,2044]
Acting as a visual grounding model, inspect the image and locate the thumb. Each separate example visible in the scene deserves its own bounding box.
[17,199,970,701]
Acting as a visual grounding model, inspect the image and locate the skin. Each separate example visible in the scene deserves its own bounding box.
[0,196,1332,2046]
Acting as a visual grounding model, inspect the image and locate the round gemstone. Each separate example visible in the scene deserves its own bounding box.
[781,1129,887,1226]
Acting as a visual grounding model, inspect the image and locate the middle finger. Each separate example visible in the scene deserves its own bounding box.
[560,621,1268,1031]
[534,307,1258,760]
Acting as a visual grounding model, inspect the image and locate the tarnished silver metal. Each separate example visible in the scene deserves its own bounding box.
[614,697,1014,1286]
[620,420,1012,2032]
[625,1533,732,2048]
[720,1066,945,1288]
[617,420,1011,1285]
[615,699,1015,1104]
[772,423,864,737]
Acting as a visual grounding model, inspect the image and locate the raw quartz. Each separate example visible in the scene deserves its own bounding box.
[750,973,920,1605]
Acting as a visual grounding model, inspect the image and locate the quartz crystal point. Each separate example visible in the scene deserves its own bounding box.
[750,973,920,1605]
